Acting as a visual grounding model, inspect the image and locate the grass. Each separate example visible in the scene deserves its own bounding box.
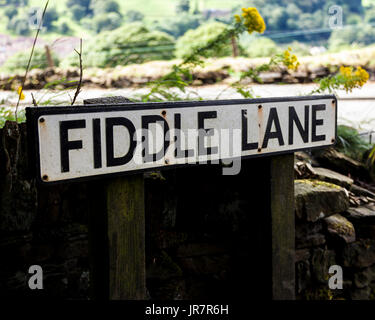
[336,125,372,161]
[0,106,25,127]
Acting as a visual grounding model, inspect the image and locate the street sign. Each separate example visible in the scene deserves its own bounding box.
[26,95,337,184]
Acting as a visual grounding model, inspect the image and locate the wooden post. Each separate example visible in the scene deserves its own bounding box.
[45,45,54,68]
[85,97,146,300]
[270,154,295,299]
[107,176,145,299]
[231,36,239,57]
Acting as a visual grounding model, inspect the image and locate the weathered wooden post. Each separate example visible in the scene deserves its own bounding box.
[84,97,146,300]
[270,154,295,299]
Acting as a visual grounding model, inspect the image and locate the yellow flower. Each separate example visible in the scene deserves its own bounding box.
[17,86,25,100]
[354,66,369,86]
[282,48,299,71]
[239,7,266,34]
[234,14,241,23]
[339,66,352,78]
[339,66,369,92]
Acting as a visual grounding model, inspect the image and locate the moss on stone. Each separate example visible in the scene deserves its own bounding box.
[296,179,342,190]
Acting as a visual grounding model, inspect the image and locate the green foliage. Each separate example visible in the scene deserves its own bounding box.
[71,5,88,21]
[140,13,269,102]
[328,25,375,51]
[286,41,311,56]
[4,7,18,20]
[176,0,190,13]
[154,13,201,38]
[7,13,30,35]
[84,12,122,33]
[62,23,175,68]
[43,7,59,31]
[0,0,371,47]
[336,125,371,160]
[56,21,72,34]
[229,51,299,98]
[175,21,235,59]
[363,0,375,8]
[311,66,369,94]
[0,107,26,128]
[241,36,280,58]
[125,10,144,22]
[365,7,375,23]
[4,0,28,5]
[67,0,92,14]
[2,47,60,72]
[90,0,121,15]
[311,74,341,93]
[346,13,362,25]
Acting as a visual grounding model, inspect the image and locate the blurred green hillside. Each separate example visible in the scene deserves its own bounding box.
[0,0,245,37]
[2,0,375,70]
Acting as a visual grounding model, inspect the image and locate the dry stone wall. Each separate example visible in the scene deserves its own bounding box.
[1,122,375,299]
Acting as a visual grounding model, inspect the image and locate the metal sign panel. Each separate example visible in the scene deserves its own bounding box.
[26,95,337,184]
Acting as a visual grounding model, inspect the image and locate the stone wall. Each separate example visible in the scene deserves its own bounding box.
[1,64,375,91]
[295,149,375,300]
[1,121,375,299]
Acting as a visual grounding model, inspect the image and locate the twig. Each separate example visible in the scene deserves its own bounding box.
[31,93,38,106]
[15,0,49,122]
[71,38,83,106]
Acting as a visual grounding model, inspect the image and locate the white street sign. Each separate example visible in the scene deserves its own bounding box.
[26,96,337,183]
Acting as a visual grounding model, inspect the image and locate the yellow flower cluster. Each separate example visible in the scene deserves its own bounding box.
[339,66,352,78]
[235,7,266,34]
[282,48,300,71]
[339,66,369,91]
[354,66,369,86]
[17,86,25,100]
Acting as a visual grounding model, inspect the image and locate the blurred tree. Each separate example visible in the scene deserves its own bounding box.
[176,0,190,13]
[346,13,362,25]
[7,14,29,35]
[67,0,92,15]
[328,24,375,50]
[88,12,122,33]
[4,7,18,20]
[365,7,375,23]
[294,0,326,13]
[155,13,201,38]
[90,0,121,16]
[57,21,72,34]
[71,5,87,21]
[192,0,200,14]
[125,10,144,22]
[175,21,241,58]
[286,41,311,56]
[241,36,280,58]
[264,6,289,30]
[61,23,175,68]
[5,0,28,5]
[43,7,59,31]
[2,47,59,72]
[340,0,364,14]
[363,0,375,7]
